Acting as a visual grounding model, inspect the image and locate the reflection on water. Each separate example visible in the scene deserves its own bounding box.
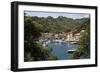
[45,42,78,60]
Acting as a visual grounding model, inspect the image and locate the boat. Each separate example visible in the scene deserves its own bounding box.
[70,41,78,44]
[67,49,76,53]
[53,39,66,43]
[42,40,51,47]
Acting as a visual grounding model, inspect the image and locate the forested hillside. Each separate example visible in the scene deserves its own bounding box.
[26,16,89,33]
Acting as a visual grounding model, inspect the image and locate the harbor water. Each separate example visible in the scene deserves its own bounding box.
[44,41,78,60]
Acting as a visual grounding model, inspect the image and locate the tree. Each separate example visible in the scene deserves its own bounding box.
[24,16,58,61]
[24,16,49,61]
[30,16,86,33]
[71,24,90,59]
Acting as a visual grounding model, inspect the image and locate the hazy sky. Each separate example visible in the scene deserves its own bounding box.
[25,11,90,19]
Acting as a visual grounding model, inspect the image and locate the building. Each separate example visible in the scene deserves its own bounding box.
[66,30,85,42]
[66,32,74,41]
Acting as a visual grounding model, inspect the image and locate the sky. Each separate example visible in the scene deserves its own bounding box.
[25,11,90,19]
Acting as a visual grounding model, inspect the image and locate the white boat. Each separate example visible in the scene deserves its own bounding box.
[67,49,77,53]
[70,41,77,44]
[53,39,64,43]
[43,43,46,47]
[42,40,51,47]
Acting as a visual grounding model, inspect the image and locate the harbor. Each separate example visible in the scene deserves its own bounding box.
[39,39,78,59]
[38,30,84,59]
